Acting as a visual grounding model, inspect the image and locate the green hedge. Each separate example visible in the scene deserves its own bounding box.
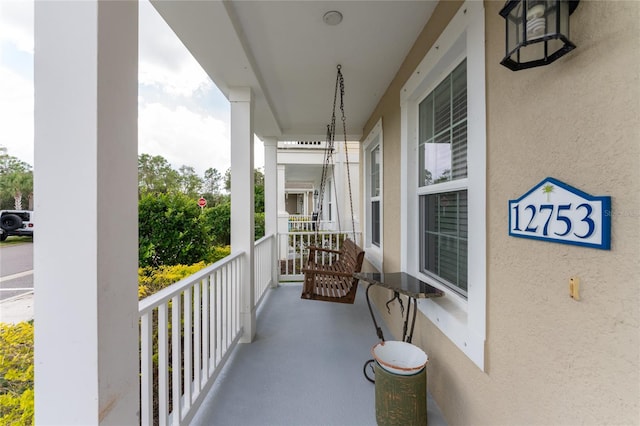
[0,256,233,425]
[0,322,34,425]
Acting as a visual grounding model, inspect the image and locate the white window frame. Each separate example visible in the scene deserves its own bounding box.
[363,119,383,270]
[400,1,486,370]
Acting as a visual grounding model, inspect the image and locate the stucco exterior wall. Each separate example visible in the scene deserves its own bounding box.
[361,1,639,424]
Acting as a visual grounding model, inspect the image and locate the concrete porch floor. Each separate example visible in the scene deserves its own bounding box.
[190,283,446,426]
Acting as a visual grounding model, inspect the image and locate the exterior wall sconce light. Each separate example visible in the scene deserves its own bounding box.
[313,189,319,201]
[499,0,580,71]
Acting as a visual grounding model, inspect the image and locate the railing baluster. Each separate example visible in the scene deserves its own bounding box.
[184,288,192,414]
[233,258,238,336]
[158,304,169,426]
[238,257,242,333]
[230,258,233,341]
[214,269,220,369]
[201,276,209,385]
[140,312,153,426]
[223,264,229,353]
[193,283,201,402]
[171,294,182,425]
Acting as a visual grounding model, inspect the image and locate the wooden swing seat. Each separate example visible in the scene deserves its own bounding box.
[301,238,365,304]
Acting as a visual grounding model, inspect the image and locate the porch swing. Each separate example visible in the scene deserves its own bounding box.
[300,65,365,304]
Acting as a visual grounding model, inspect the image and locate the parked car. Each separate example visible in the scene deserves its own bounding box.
[0,210,34,241]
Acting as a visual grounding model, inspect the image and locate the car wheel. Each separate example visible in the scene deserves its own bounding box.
[0,214,22,231]
[0,232,7,241]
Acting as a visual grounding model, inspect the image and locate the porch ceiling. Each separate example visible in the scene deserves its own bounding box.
[150,0,437,141]
[284,164,325,187]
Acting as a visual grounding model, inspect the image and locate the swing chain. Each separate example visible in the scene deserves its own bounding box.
[315,65,357,244]
[337,66,357,243]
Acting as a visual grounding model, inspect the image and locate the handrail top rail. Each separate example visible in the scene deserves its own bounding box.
[139,251,243,315]
[287,231,362,236]
[255,233,275,246]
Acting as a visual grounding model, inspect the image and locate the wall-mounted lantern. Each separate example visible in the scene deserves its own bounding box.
[499,0,580,71]
[313,189,319,201]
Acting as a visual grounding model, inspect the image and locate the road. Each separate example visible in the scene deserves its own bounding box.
[0,242,34,301]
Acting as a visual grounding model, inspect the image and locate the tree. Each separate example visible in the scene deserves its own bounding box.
[203,168,222,195]
[178,165,203,198]
[0,172,33,210]
[0,148,31,175]
[223,167,265,213]
[224,168,231,192]
[138,154,181,195]
[0,147,33,210]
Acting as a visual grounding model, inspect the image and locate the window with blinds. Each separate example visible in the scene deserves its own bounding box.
[420,191,468,295]
[418,59,467,187]
[370,145,381,247]
[418,59,468,296]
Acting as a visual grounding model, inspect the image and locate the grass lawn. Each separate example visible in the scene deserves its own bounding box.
[0,236,33,246]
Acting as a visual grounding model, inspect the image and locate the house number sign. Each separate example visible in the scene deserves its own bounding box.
[509,177,611,250]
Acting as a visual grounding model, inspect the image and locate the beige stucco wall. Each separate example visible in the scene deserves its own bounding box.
[361,0,639,424]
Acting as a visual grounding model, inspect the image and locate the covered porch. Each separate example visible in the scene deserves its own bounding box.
[137,231,444,424]
[31,0,640,424]
[33,2,429,422]
[190,284,445,426]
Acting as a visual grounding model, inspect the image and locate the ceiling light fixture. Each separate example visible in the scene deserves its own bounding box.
[323,10,343,26]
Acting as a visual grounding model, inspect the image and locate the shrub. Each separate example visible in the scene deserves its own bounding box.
[201,202,231,246]
[0,322,34,425]
[208,245,231,264]
[139,193,212,267]
[138,261,208,300]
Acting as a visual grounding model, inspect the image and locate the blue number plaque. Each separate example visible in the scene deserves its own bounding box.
[509,177,611,250]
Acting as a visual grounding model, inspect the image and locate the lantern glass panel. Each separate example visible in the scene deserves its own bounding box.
[526,1,548,41]
[506,3,524,56]
[517,37,566,63]
[559,0,569,38]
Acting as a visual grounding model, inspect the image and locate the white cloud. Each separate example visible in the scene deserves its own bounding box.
[0,64,34,165]
[139,0,211,97]
[0,0,35,164]
[0,0,34,54]
[0,0,264,176]
[139,102,230,176]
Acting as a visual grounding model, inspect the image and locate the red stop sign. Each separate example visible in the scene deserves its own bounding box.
[198,197,207,207]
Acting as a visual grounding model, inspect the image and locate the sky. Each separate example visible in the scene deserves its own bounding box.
[0,0,264,177]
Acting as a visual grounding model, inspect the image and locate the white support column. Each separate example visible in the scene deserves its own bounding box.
[277,164,289,258]
[277,164,287,214]
[263,138,279,287]
[34,2,139,424]
[303,191,308,216]
[230,87,255,343]
[263,138,277,237]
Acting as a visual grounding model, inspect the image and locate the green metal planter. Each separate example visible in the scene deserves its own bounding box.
[375,362,427,425]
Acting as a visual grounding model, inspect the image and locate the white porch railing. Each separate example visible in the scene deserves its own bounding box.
[288,215,334,232]
[254,234,275,306]
[139,234,275,426]
[278,231,362,281]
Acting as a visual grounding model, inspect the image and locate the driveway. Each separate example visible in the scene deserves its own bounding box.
[0,241,34,323]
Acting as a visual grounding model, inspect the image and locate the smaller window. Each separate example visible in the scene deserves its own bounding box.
[363,120,383,269]
[370,146,381,247]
